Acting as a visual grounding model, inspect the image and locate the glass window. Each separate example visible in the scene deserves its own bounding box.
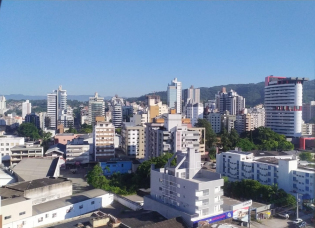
[19,211,26,216]
[5,216,11,220]
[52,213,57,218]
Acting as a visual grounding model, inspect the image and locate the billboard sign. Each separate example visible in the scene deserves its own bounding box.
[193,211,233,228]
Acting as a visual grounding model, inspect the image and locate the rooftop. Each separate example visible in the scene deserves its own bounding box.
[13,157,60,181]
[1,196,28,207]
[33,189,108,215]
[46,143,66,155]
[11,144,42,149]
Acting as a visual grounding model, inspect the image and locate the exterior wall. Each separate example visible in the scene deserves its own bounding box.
[10,145,44,166]
[121,125,145,159]
[149,106,159,123]
[3,193,114,228]
[216,151,315,196]
[2,199,33,227]
[93,122,115,161]
[99,161,132,176]
[0,136,25,160]
[167,78,182,114]
[24,180,73,205]
[207,113,221,134]
[54,134,81,145]
[22,100,32,119]
[66,144,90,164]
[88,93,105,126]
[114,194,142,211]
[47,92,57,129]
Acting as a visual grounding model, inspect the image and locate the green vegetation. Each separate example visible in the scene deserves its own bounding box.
[17,123,40,140]
[80,124,93,133]
[87,153,176,195]
[299,152,313,162]
[195,119,217,149]
[223,178,296,207]
[65,127,78,134]
[115,128,121,135]
[236,138,256,151]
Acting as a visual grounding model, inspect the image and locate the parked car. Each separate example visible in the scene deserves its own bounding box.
[296,221,306,228]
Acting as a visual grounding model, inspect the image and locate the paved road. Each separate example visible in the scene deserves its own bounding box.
[251,212,314,228]
[59,168,93,194]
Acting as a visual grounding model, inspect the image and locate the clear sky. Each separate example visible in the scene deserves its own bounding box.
[0,1,314,97]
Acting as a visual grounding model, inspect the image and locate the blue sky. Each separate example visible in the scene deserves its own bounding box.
[0,1,314,97]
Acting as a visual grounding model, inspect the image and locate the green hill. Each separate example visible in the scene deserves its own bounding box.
[127,79,315,107]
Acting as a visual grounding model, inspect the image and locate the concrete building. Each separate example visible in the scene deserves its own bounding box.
[93,121,115,161]
[0,95,7,114]
[144,147,224,226]
[235,107,266,134]
[302,101,315,123]
[1,188,113,228]
[12,157,61,181]
[147,95,168,123]
[10,143,44,166]
[265,76,308,137]
[207,112,222,134]
[302,122,313,136]
[47,90,58,129]
[167,78,182,114]
[215,88,245,115]
[121,122,145,159]
[99,160,132,176]
[0,135,25,161]
[111,96,124,128]
[88,93,105,126]
[186,102,203,127]
[183,85,200,116]
[216,150,315,197]
[65,144,90,165]
[54,133,82,145]
[145,114,205,160]
[25,113,40,129]
[0,169,15,186]
[221,111,236,133]
[38,112,47,130]
[22,100,32,119]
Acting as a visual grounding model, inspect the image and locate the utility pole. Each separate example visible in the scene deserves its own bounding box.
[296,193,299,219]
[248,206,251,228]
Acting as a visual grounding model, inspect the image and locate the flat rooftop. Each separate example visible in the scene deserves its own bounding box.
[2,177,69,192]
[1,196,28,207]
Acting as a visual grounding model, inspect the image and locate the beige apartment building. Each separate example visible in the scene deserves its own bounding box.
[93,121,115,161]
[121,123,145,159]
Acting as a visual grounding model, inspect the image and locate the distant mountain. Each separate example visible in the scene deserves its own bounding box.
[127,79,315,107]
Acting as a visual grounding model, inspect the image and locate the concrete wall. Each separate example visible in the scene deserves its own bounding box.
[144,195,194,227]
[25,180,72,205]
[2,199,33,226]
[3,193,114,228]
[114,194,142,211]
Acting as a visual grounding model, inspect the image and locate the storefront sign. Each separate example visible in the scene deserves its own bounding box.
[193,211,233,228]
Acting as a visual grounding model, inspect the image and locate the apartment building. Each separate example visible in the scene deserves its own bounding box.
[111,96,124,128]
[167,78,182,114]
[0,135,25,160]
[144,147,224,226]
[215,88,245,115]
[145,114,205,160]
[10,143,44,166]
[221,111,236,133]
[93,121,115,161]
[0,95,7,114]
[302,101,315,123]
[216,150,315,197]
[186,102,203,127]
[265,76,308,137]
[88,93,105,126]
[25,113,40,129]
[121,122,145,159]
[66,144,90,164]
[207,112,222,134]
[22,100,32,119]
[147,95,168,122]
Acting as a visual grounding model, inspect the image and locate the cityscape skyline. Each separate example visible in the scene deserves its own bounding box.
[1,1,315,97]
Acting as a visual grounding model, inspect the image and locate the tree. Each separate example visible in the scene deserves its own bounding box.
[86,164,109,188]
[65,127,77,134]
[236,138,256,151]
[80,124,93,134]
[299,152,313,161]
[229,128,239,148]
[40,131,52,153]
[17,123,40,140]
[195,119,217,150]
[220,128,231,151]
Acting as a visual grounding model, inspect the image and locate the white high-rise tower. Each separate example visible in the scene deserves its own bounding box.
[265,76,308,137]
[22,100,32,119]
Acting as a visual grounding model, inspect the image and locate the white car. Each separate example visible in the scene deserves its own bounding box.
[293,218,303,224]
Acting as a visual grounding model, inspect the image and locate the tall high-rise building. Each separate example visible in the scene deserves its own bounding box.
[183,85,200,117]
[215,88,245,115]
[88,93,105,126]
[47,86,69,129]
[25,113,40,129]
[0,96,7,115]
[22,100,32,119]
[186,102,203,127]
[265,76,308,137]
[167,78,182,114]
[147,95,168,122]
[47,91,58,129]
[111,96,124,128]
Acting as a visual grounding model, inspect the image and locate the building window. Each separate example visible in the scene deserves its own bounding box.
[5,215,11,220]
[38,217,43,222]
[19,211,26,216]
[91,201,95,205]
[45,214,49,218]
[52,213,57,218]
[202,208,209,215]
[79,205,83,209]
[159,187,162,191]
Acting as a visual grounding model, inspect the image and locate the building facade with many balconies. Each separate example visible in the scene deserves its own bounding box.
[93,121,115,161]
